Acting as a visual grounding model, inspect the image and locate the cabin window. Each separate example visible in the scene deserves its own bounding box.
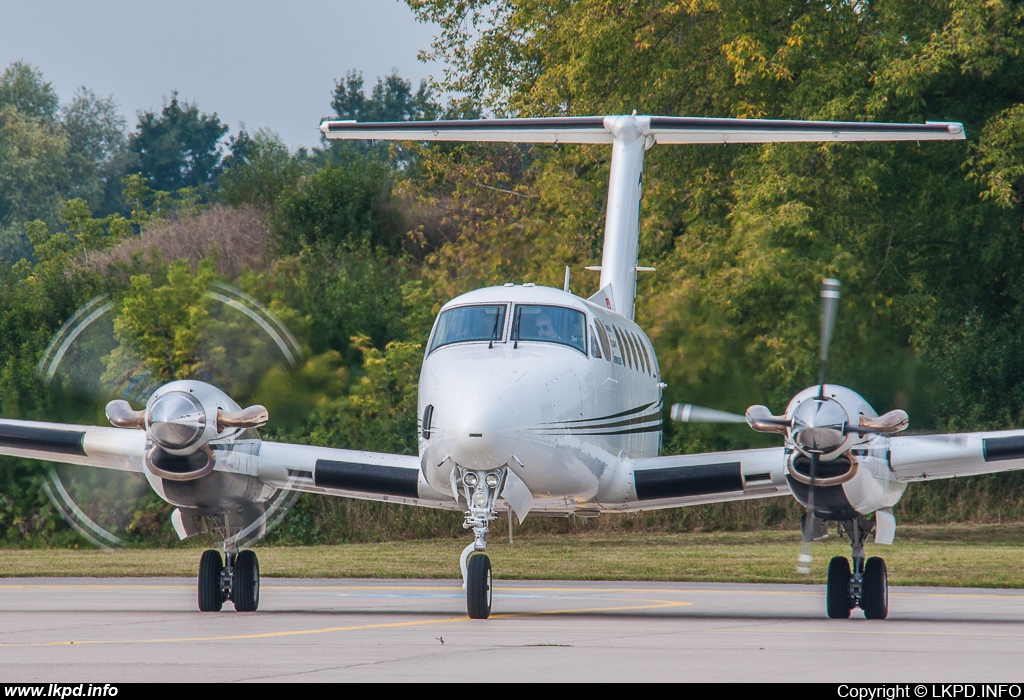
[605,323,622,365]
[612,326,632,369]
[590,323,602,359]
[626,331,640,372]
[511,305,586,354]
[639,337,654,376]
[630,332,649,375]
[429,304,506,352]
[595,321,612,360]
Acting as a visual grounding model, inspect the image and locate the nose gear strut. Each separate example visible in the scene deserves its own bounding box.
[457,466,507,619]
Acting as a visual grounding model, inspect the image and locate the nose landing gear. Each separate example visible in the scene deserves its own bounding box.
[826,516,888,620]
[457,467,506,619]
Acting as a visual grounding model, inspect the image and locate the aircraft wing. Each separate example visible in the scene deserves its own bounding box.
[888,429,1024,482]
[0,418,145,473]
[255,441,458,510]
[0,415,458,510]
[618,446,790,511]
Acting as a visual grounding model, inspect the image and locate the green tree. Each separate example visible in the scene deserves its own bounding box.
[305,335,423,455]
[324,71,442,165]
[107,259,216,384]
[0,61,59,125]
[218,129,307,208]
[0,106,69,261]
[60,87,130,215]
[130,92,229,193]
[272,157,403,253]
[332,70,438,122]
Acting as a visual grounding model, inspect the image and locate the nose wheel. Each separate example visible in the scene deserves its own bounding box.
[196,548,260,612]
[466,554,492,619]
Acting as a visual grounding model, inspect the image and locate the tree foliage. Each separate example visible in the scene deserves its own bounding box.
[130,92,229,193]
[218,129,308,209]
[60,87,130,214]
[324,71,443,165]
[272,157,404,253]
[332,70,439,123]
[0,61,59,125]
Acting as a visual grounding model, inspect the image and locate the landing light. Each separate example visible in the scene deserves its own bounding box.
[485,473,500,487]
[472,491,488,506]
[464,472,479,487]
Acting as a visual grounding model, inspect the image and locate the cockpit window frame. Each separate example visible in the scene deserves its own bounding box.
[428,303,510,354]
[510,303,588,356]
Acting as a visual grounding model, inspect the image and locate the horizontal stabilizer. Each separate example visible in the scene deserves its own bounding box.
[321,115,965,145]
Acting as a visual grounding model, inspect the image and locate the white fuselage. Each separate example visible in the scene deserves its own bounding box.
[418,285,662,502]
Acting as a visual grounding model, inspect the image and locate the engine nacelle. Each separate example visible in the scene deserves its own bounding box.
[106,380,267,481]
[746,384,912,520]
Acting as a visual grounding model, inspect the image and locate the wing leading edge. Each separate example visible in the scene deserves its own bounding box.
[606,447,790,512]
[0,418,144,472]
[889,429,1024,482]
[255,442,457,510]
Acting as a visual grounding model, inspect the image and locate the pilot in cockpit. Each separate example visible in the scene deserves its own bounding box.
[534,312,558,340]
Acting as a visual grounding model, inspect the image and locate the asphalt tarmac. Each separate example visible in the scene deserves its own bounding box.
[1,578,1023,682]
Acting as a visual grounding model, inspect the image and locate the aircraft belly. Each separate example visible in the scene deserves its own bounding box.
[146,469,266,515]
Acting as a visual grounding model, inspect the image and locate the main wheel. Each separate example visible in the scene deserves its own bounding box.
[826,556,852,619]
[198,549,224,612]
[861,556,888,620]
[466,553,492,619]
[232,550,260,612]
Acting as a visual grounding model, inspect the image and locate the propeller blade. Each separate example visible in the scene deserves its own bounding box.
[669,403,746,424]
[797,451,821,575]
[819,278,841,387]
[745,405,791,434]
[105,400,146,429]
[854,409,909,435]
[217,405,269,430]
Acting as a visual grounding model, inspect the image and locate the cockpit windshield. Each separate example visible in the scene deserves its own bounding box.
[429,304,506,352]
[512,305,586,353]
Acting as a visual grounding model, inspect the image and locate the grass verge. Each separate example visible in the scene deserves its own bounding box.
[1,524,1022,588]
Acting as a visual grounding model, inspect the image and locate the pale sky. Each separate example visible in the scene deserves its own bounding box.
[0,0,441,150]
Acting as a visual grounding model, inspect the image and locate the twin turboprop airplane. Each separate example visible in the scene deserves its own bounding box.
[1,114,1016,621]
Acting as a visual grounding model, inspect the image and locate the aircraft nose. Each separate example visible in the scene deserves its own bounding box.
[446,396,519,470]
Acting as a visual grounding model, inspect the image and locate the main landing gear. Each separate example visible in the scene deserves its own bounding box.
[197,548,260,612]
[826,515,887,620]
[457,467,506,619]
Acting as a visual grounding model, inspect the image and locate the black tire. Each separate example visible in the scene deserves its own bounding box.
[861,556,888,620]
[826,556,852,619]
[232,550,260,612]
[198,549,224,612]
[466,553,492,620]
